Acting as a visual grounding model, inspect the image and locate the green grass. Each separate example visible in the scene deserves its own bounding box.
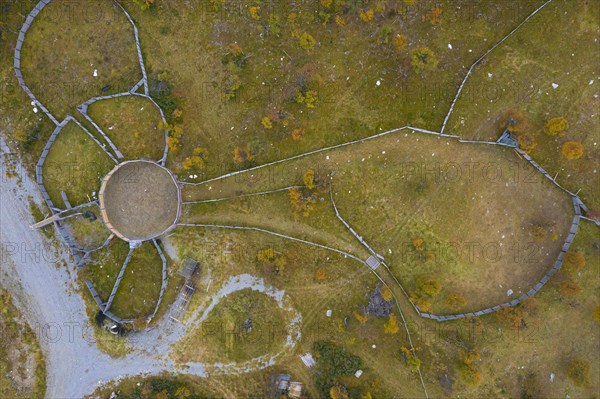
[0,289,46,399]
[63,206,111,250]
[168,227,423,397]
[446,0,600,208]
[109,242,164,321]
[181,129,572,312]
[19,0,141,119]
[42,121,115,207]
[175,288,290,364]
[87,95,166,161]
[78,280,133,359]
[2,1,598,397]
[81,239,129,301]
[126,0,545,180]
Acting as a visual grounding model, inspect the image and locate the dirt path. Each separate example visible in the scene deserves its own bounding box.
[0,142,164,397]
[0,142,302,397]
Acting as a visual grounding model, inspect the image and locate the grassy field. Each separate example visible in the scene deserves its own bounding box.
[0,289,46,399]
[80,238,130,302]
[167,227,430,398]
[2,0,598,397]
[181,129,572,312]
[446,0,600,209]
[18,0,141,119]
[109,241,164,321]
[124,0,545,181]
[87,96,166,161]
[174,288,291,364]
[63,205,111,250]
[41,121,115,207]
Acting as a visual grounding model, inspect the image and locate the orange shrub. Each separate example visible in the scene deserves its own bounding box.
[562,141,584,160]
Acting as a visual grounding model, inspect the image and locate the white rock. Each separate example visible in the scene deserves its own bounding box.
[93,69,98,77]
[326,309,332,317]
[448,43,453,49]
[551,83,559,89]
[589,80,594,85]
[376,80,381,86]
[488,73,493,78]
[507,289,513,296]
[550,372,555,382]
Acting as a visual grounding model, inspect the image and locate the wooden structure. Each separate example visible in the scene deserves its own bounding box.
[178,258,199,280]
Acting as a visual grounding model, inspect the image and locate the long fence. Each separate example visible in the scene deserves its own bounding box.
[328,134,596,321]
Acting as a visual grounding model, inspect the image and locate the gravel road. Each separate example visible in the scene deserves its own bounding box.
[0,143,298,398]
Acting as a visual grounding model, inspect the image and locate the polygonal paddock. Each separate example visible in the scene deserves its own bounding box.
[98,160,181,242]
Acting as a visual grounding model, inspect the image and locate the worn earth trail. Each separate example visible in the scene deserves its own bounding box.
[1,143,301,398]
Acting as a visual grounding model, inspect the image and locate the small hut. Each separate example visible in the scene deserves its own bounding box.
[178,258,199,280]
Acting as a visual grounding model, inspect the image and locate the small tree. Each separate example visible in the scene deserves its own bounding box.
[315,267,327,282]
[496,307,523,328]
[299,32,316,51]
[359,9,374,22]
[445,292,468,310]
[562,141,584,160]
[563,251,585,274]
[329,385,349,399]
[384,313,400,334]
[303,169,316,189]
[459,349,480,365]
[353,310,368,324]
[233,145,253,164]
[381,286,393,302]
[400,346,421,372]
[261,116,272,129]
[13,128,27,143]
[544,117,569,136]
[292,128,303,141]
[411,47,438,73]
[415,275,441,298]
[429,6,442,24]
[133,0,154,11]
[393,34,408,51]
[559,278,582,296]
[499,110,528,133]
[517,134,537,153]
[257,247,276,262]
[249,6,261,20]
[458,363,482,386]
[567,359,591,387]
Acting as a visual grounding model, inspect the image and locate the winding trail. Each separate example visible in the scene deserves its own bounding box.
[6,0,599,398]
[0,159,304,397]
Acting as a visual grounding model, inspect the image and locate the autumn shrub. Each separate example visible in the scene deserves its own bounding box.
[563,251,585,274]
[445,292,468,310]
[567,359,591,387]
[517,133,537,153]
[457,363,482,386]
[562,141,584,160]
[415,274,441,298]
[499,110,528,134]
[411,47,438,73]
[384,314,400,334]
[544,117,569,136]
